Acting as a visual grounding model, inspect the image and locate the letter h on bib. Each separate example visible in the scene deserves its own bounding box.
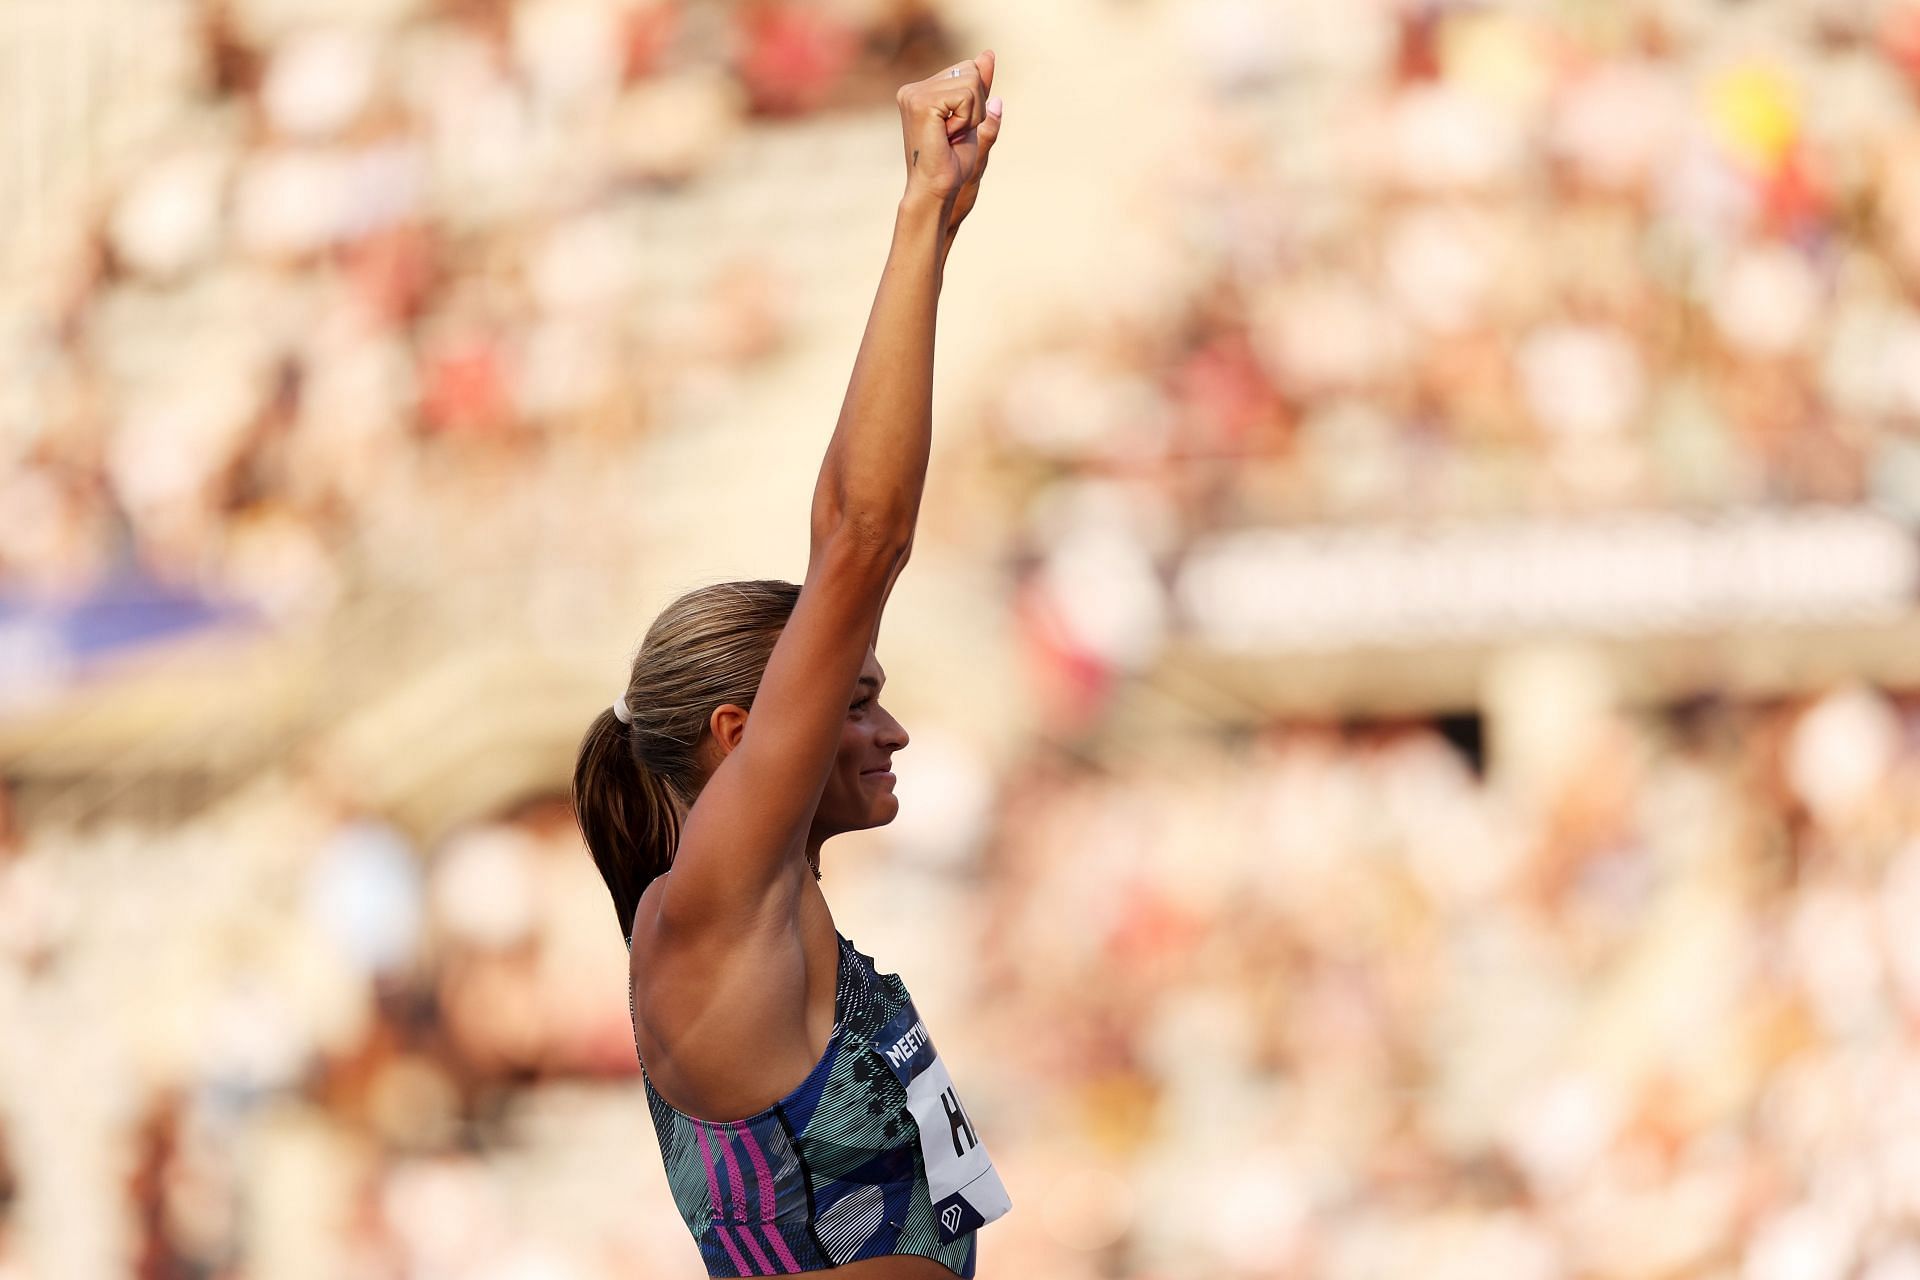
[941,1087,977,1157]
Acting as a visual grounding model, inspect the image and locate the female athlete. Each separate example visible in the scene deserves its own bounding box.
[572,51,1011,1279]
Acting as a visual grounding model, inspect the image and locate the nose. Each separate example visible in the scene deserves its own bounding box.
[879,708,909,752]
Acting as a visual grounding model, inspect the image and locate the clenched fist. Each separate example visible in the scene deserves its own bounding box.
[897,50,1003,223]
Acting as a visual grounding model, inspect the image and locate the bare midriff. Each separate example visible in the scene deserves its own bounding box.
[824,1254,967,1280]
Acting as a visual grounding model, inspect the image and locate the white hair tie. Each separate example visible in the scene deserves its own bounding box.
[612,695,634,725]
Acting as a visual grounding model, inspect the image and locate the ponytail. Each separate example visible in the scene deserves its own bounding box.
[572,707,684,944]
[571,578,802,944]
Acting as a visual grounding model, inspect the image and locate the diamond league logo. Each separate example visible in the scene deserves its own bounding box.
[941,1204,963,1235]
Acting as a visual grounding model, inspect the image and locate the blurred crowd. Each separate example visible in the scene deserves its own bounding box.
[0,0,957,617]
[0,761,659,1278]
[5,0,1920,1276]
[978,680,1920,1279]
[3,677,1920,1278]
[987,0,1920,717]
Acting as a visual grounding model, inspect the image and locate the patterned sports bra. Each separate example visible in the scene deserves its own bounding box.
[627,929,1012,1277]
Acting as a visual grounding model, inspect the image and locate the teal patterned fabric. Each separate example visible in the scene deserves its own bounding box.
[627,930,991,1276]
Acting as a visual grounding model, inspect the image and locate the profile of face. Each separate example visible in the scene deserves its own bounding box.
[817,646,910,837]
[696,644,910,839]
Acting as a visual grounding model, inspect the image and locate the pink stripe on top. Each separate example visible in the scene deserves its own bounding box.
[739,1127,804,1272]
[694,1124,755,1275]
[717,1131,773,1274]
[732,1223,771,1276]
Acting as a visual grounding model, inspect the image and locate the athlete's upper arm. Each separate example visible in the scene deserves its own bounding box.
[655,528,905,934]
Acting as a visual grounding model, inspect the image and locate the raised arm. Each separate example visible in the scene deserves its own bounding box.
[813,48,1000,538]
[807,191,948,544]
[655,54,1003,935]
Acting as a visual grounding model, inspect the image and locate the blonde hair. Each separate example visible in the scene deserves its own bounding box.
[572,579,803,942]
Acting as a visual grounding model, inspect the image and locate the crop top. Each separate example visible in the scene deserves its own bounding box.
[628,928,1012,1277]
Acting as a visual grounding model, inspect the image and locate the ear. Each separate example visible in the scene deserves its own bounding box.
[708,703,750,755]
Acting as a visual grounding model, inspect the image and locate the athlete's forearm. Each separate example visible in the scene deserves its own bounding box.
[811,191,951,544]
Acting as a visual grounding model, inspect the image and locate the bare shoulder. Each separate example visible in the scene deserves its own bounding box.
[628,872,840,1123]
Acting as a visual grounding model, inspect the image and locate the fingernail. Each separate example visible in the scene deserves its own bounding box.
[987,97,1003,117]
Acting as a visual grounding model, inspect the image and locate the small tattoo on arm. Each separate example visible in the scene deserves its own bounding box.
[912,149,919,167]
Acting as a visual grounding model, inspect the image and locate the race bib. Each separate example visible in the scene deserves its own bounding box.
[876,997,1013,1243]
